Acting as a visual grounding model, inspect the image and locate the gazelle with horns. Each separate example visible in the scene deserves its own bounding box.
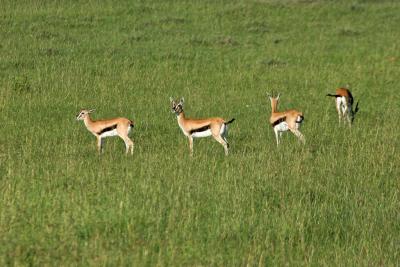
[326,87,359,125]
[170,97,235,156]
[76,109,134,154]
[267,92,305,146]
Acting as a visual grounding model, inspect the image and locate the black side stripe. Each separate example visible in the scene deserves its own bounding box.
[97,124,117,135]
[189,125,211,134]
[271,117,286,127]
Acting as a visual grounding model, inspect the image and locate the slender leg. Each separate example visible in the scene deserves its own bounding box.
[289,128,305,144]
[122,137,134,155]
[97,136,102,154]
[346,104,352,126]
[274,127,280,146]
[213,135,229,155]
[188,136,194,156]
[222,128,229,148]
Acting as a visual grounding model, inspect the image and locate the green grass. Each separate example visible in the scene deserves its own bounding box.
[1,0,399,265]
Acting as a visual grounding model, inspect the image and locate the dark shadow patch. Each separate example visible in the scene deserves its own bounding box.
[339,28,360,37]
[11,76,33,93]
[39,48,60,57]
[258,58,286,67]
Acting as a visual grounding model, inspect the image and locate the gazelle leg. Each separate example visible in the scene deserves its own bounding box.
[346,104,352,125]
[97,136,102,153]
[221,128,229,148]
[188,136,194,156]
[274,127,280,146]
[289,128,305,144]
[122,136,134,155]
[213,135,229,155]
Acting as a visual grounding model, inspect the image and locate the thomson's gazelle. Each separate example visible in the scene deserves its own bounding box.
[326,87,359,125]
[268,93,305,146]
[76,109,134,154]
[170,97,235,156]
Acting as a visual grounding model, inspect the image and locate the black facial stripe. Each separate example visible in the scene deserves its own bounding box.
[271,117,286,127]
[189,124,211,134]
[97,124,117,135]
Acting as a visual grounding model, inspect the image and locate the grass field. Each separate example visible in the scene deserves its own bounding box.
[1,0,399,265]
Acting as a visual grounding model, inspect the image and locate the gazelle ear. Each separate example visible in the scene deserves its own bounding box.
[276,93,280,100]
[180,97,184,103]
[88,109,95,113]
[169,97,174,102]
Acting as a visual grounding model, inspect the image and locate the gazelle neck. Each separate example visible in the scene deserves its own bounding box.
[270,100,278,113]
[176,112,186,120]
[83,115,94,128]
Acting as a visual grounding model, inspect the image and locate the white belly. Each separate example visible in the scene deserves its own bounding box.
[100,129,118,138]
[275,122,289,132]
[192,129,212,138]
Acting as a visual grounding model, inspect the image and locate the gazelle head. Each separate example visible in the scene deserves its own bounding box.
[76,109,95,120]
[350,101,359,123]
[267,91,280,111]
[170,97,184,116]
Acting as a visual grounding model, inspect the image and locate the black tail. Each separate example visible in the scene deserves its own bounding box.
[296,115,304,123]
[225,118,235,125]
[326,94,340,97]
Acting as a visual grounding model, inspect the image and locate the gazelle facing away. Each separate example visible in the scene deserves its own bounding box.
[170,97,235,156]
[76,109,134,154]
[326,87,359,125]
[268,92,305,146]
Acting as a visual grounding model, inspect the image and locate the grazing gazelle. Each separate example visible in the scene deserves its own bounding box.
[76,109,134,154]
[170,97,235,156]
[268,92,305,146]
[326,87,359,125]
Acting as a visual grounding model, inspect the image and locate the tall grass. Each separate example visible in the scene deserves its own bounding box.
[1,0,399,265]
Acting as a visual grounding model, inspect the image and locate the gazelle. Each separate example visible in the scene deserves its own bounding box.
[76,109,134,154]
[326,87,359,125]
[170,97,235,156]
[267,92,305,146]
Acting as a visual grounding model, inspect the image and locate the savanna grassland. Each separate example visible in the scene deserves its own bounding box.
[1,0,399,266]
